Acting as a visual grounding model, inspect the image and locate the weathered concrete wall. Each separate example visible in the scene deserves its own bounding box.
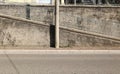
[59,6,120,38]
[30,6,120,38]
[60,28,120,47]
[0,14,120,48]
[0,4,120,38]
[30,5,54,24]
[0,15,50,47]
[0,4,26,18]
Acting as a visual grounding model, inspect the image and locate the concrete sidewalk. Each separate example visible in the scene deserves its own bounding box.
[0,48,120,55]
[1,53,120,74]
[0,48,120,74]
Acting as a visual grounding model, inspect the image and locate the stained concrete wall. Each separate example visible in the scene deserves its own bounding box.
[0,4,26,18]
[30,5,120,38]
[60,28,120,47]
[0,15,50,47]
[59,6,120,38]
[0,4,120,38]
[0,14,120,48]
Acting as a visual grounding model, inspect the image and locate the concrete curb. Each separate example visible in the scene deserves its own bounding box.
[0,50,120,54]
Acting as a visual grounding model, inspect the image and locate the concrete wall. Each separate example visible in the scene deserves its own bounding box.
[0,14,120,48]
[0,4,26,18]
[30,5,120,38]
[0,15,50,47]
[0,4,120,38]
[60,28,120,47]
[59,6,120,38]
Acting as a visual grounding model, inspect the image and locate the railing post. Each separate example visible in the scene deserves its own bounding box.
[74,0,76,5]
[61,0,65,5]
[26,4,30,20]
[52,0,55,5]
[98,0,102,4]
[55,0,59,48]
[65,0,68,4]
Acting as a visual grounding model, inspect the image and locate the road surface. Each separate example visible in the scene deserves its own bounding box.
[0,54,120,74]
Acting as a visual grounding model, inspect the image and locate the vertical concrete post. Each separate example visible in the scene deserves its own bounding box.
[81,0,84,4]
[55,0,59,48]
[52,0,55,5]
[61,0,65,5]
[98,0,102,4]
[92,0,97,5]
[74,0,76,5]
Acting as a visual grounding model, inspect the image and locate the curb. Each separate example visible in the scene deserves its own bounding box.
[0,50,120,54]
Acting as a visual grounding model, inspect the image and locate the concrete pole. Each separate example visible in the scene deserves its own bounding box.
[92,0,96,5]
[52,0,55,5]
[61,0,65,5]
[74,0,76,5]
[98,0,102,4]
[81,0,84,4]
[55,0,59,48]
[82,0,84,2]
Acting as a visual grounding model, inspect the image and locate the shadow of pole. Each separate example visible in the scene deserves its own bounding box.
[50,24,55,47]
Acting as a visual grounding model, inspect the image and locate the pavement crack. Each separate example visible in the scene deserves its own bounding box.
[4,52,20,74]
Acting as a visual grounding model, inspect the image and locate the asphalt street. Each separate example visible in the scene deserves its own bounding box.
[0,54,120,74]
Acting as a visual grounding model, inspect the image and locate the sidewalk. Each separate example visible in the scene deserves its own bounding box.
[0,47,120,54]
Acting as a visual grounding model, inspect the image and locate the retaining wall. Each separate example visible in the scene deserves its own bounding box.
[0,4,120,38]
[0,14,120,48]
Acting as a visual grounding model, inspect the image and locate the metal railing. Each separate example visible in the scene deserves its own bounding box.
[64,0,120,5]
[0,0,120,5]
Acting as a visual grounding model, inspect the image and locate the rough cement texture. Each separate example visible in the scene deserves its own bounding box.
[0,5,120,38]
[1,54,120,74]
[59,7,120,38]
[30,6,54,24]
[0,16,50,47]
[60,28,120,47]
[0,4,26,18]
[0,14,120,47]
